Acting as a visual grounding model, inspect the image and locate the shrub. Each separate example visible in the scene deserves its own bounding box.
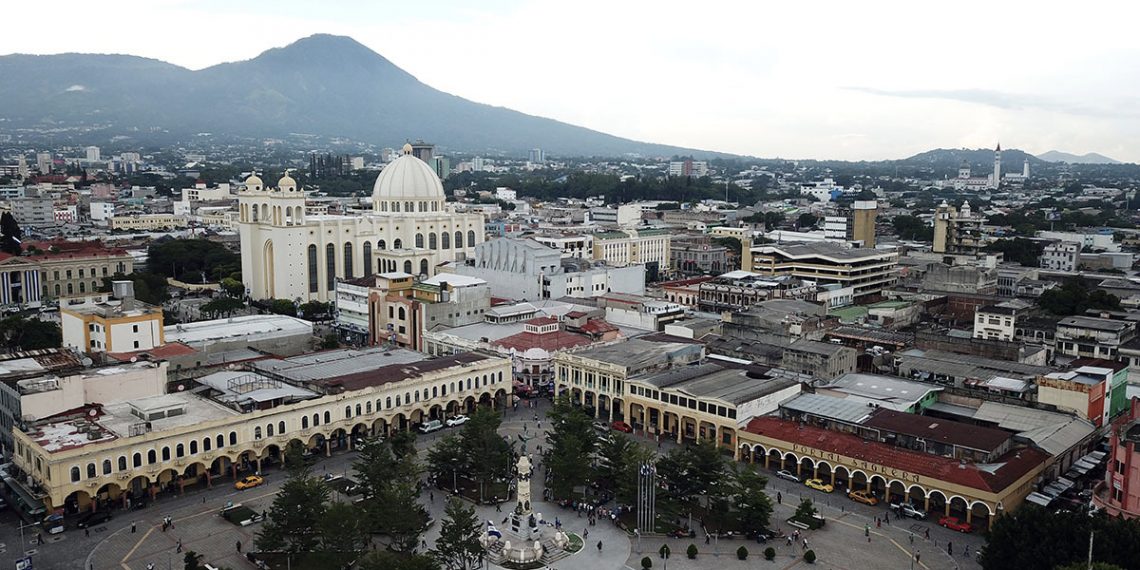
[737,546,749,560]
[804,549,817,564]
[764,547,776,561]
[659,545,671,558]
[641,556,652,569]
[687,544,698,559]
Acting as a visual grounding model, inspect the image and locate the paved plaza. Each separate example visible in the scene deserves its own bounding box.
[0,401,983,570]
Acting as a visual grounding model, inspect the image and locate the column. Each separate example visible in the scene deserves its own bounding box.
[924,495,930,513]
[966,509,973,524]
[325,440,331,457]
[813,465,819,479]
[178,478,185,495]
[944,502,950,517]
[796,461,802,477]
[865,478,872,493]
[830,470,836,487]
[764,452,771,469]
[255,457,262,473]
[205,471,212,489]
[231,463,238,480]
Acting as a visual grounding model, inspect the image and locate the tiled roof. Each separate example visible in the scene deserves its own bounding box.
[108,342,198,362]
[494,330,592,353]
[742,416,1049,493]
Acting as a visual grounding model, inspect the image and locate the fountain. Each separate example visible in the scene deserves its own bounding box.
[480,441,570,568]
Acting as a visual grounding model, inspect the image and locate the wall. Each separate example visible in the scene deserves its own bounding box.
[735,383,802,426]
[108,318,163,352]
[21,363,167,421]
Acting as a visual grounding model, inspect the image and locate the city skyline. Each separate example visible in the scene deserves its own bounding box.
[1,1,1138,162]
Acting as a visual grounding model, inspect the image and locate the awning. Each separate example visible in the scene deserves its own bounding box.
[1026,492,1054,507]
[2,476,46,517]
[1075,458,1098,471]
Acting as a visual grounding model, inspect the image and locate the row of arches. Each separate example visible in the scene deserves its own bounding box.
[242,202,304,226]
[739,444,998,527]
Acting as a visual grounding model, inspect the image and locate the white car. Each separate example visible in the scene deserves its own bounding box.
[446,415,470,427]
[775,469,801,483]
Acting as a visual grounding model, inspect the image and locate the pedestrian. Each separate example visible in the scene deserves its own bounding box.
[131,522,137,534]
[786,536,792,546]
[802,538,808,550]
[597,540,602,551]
[909,533,914,544]
[876,518,881,529]
[177,539,183,553]
[916,551,921,563]
[262,510,267,520]
[85,527,90,537]
[924,528,930,540]
[496,503,502,512]
[538,421,542,430]
[236,540,242,553]
[885,511,890,523]
[706,534,710,545]
[430,492,434,502]
[584,528,589,539]
[777,492,782,504]
[965,545,971,558]
[948,541,953,556]
[864,524,870,537]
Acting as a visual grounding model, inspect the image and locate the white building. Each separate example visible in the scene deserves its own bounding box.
[1038,231,1119,253]
[1041,242,1081,272]
[90,202,115,224]
[823,216,848,241]
[495,187,517,201]
[532,233,594,259]
[237,144,485,302]
[589,204,641,227]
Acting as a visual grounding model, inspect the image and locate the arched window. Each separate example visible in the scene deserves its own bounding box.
[398,307,406,320]
[147,450,157,464]
[414,391,420,402]
[216,434,224,449]
[229,432,237,446]
[366,401,372,414]
[162,447,171,461]
[203,437,211,451]
[396,395,401,406]
[133,453,142,468]
[468,231,476,247]
[345,406,352,419]
[394,239,403,249]
[377,239,386,250]
[420,259,428,276]
[118,456,128,471]
[326,243,336,290]
[415,234,424,248]
[190,440,198,454]
[54,284,60,296]
[324,411,331,424]
[429,233,437,249]
[313,413,320,426]
[308,245,319,293]
[67,283,73,295]
[278,421,286,434]
[404,260,413,274]
[344,242,354,278]
[363,242,373,276]
[254,427,262,439]
[302,416,310,429]
[176,444,185,458]
[498,371,503,383]
[79,282,86,293]
[102,459,111,475]
[266,423,274,437]
[432,386,438,398]
[386,397,392,408]
[71,466,80,482]
[442,232,450,249]
[87,463,96,478]
[355,404,362,416]
[455,231,464,248]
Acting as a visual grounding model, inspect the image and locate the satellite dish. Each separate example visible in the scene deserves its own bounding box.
[87,409,97,417]
[130,357,138,363]
[80,357,93,366]
[177,384,185,392]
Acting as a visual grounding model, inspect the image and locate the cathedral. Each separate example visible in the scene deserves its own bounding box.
[238,144,485,302]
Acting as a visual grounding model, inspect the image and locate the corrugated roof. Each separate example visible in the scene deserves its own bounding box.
[780,393,873,424]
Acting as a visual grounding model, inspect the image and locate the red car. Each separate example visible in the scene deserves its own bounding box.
[611,421,634,433]
[938,516,972,533]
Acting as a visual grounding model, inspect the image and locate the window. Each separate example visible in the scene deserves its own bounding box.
[266,423,274,437]
[386,397,392,408]
[133,325,139,333]
[344,242,354,278]
[363,242,373,276]
[71,466,80,482]
[133,453,142,468]
[313,413,320,426]
[190,441,198,454]
[147,450,157,464]
[366,401,372,414]
[102,460,111,475]
[162,447,171,461]
[394,239,403,249]
[404,260,413,274]
[254,427,262,439]
[278,421,285,434]
[302,416,310,429]
[308,245,319,293]
[229,432,237,446]
[118,456,128,471]
[326,243,336,290]
[79,282,85,293]
[416,233,424,248]
[86,463,96,478]
[420,259,428,276]
[345,405,352,419]
[79,269,85,278]
[455,231,464,248]
[429,233,437,249]
[355,404,362,416]
[216,434,224,449]
[203,437,211,451]
[398,307,406,320]
[468,231,476,247]
[442,232,450,249]
[176,444,185,457]
[324,411,331,424]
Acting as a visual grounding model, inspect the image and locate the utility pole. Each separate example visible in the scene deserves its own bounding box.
[637,463,656,537]
[1088,530,1094,570]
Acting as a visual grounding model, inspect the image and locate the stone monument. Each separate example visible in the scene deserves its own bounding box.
[508,454,542,541]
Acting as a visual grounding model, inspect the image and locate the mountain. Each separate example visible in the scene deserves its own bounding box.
[1035,150,1121,164]
[0,35,727,158]
[903,147,1042,168]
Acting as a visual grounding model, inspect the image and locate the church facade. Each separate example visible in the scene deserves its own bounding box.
[238,144,484,302]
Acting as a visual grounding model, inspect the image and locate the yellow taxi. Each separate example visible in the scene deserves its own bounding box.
[847,490,878,506]
[234,474,265,490]
[804,478,834,493]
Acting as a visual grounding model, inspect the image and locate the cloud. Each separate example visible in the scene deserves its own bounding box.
[64,84,86,92]
[844,86,1132,119]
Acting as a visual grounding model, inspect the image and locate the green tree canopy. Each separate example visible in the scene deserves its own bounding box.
[0,317,61,351]
[255,465,330,555]
[981,506,1140,570]
[147,239,240,282]
[1038,279,1121,315]
[200,296,244,318]
[0,212,22,256]
[543,396,597,499]
[891,215,933,241]
[982,238,1045,267]
[733,467,773,536]
[431,498,484,570]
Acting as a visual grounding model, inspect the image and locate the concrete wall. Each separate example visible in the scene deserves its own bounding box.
[735,383,802,426]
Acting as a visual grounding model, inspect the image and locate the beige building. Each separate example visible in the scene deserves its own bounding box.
[10,348,511,513]
[592,229,671,274]
[109,214,187,231]
[61,283,164,354]
[24,241,134,301]
[747,242,898,301]
[852,200,877,248]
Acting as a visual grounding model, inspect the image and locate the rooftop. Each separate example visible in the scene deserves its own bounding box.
[196,370,320,408]
[316,352,491,393]
[756,242,895,262]
[743,416,1050,493]
[165,315,313,346]
[820,373,941,408]
[563,337,703,372]
[251,347,425,384]
[1058,316,1133,332]
[863,408,1011,452]
[780,392,875,424]
[636,363,799,406]
[422,274,487,288]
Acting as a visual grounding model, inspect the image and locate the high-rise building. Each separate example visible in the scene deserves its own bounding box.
[16,154,27,179]
[529,148,545,164]
[410,140,434,163]
[668,160,709,178]
[991,143,1002,189]
[1023,158,1030,179]
[35,152,52,174]
[85,146,101,162]
[933,200,988,254]
[852,200,878,248]
[432,156,450,180]
[473,156,486,171]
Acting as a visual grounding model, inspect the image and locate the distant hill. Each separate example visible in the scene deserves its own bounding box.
[1036,150,1121,164]
[903,147,1043,169]
[0,34,729,158]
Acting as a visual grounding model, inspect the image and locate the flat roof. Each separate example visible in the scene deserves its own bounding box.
[636,363,799,406]
[565,338,703,372]
[863,408,1010,452]
[1058,316,1132,332]
[196,370,320,406]
[756,242,894,262]
[251,347,425,383]
[165,315,313,345]
[822,373,941,407]
[318,352,491,393]
[897,348,1055,380]
[743,416,1050,493]
[780,393,873,424]
[422,274,486,288]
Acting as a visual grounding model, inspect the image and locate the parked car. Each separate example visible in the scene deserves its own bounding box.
[890,502,927,520]
[847,490,878,506]
[938,516,972,533]
[775,469,800,483]
[804,478,834,493]
[611,421,634,433]
[76,510,112,528]
[418,420,443,434]
[445,415,469,427]
[234,475,265,490]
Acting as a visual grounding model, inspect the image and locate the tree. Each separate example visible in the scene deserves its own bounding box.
[220,277,245,298]
[200,297,244,318]
[431,498,484,570]
[891,215,933,241]
[686,544,698,559]
[657,441,733,527]
[459,408,514,502]
[733,467,773,536]
[266,299,298,316]
[427,434,467,491]
[316,502,369,567]
[255,465,330,555]
[982,238,1045,267]
[1038,279,1121,316]
[804,549,816,564]
[796,213,818,229]
[980,505,1140,570]
[353,436,427,552]
[641,556,653,569]
[359,551,441,570]
[299,301,331,320]
[0,212,22,256]
[543,396,596,499]
[99,272,169,305]
[183,551,204,570]
[793,498,818,521]
[593,433,654,505]
[0,317,61,351]
[147,239,240,282]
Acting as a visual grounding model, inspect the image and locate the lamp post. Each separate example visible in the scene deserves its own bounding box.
[637,463,656,537]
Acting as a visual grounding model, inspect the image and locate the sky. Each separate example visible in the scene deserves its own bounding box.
[3,0,1139,162]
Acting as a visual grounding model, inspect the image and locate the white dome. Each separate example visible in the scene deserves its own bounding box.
[278,173,297,191]
[371,152,445,209]
[244,174,263,189]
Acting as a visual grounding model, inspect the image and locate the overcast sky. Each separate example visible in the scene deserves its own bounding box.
[4,0,1138,161]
